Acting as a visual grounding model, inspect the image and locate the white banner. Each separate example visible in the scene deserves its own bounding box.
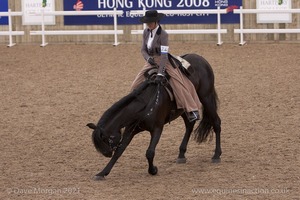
[22,0,55,25]
[256,0,291,23]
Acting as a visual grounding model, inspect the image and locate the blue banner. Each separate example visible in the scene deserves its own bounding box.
[64,0,242,25]
[0,0,9,25]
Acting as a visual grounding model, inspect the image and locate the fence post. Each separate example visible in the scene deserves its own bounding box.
[217,6,223,46]
[7,9,16,47]
[238,6,246,46]
[113,8,119,46]
[41,8,48,47]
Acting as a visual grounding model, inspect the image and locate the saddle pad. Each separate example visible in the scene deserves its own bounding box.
[174,55,191,70]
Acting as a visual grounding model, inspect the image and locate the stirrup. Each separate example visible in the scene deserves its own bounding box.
[186,111,199,122]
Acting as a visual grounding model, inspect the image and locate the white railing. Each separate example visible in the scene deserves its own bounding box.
[0,9,24,47]
[29,8,124,46]
[234,6,300,45]
[130,7,228,45]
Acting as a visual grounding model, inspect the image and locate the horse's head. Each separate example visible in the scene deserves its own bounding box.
[86,123,122,158]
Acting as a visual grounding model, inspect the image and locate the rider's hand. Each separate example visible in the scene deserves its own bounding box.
[147,57,155,65]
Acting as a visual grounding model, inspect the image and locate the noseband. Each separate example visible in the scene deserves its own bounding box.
[108,136,122,151]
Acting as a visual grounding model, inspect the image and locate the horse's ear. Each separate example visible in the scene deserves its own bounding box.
[86,123,97,130]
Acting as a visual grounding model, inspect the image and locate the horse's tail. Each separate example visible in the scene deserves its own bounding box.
[194,87,219,143]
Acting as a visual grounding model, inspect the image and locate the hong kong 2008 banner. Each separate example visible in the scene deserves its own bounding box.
[63,0,242,25]
[0,0,9,25]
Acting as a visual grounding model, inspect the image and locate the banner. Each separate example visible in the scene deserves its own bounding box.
[63,0,242,25]
[0,0,9,25]
[22,0,56,25]
[256,0,292,23]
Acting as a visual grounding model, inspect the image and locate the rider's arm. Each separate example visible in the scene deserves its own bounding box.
[157,30,169,76]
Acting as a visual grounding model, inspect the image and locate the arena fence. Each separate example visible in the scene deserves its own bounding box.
[0,9,24,47]
[1,7,300,46]
[130,7,227,46]
[29,8,124,46]
[234,7,300,45]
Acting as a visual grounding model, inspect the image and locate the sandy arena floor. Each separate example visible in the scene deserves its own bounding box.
[0,42,299,200]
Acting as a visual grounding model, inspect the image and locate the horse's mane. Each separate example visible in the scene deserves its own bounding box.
[97,81,150,128]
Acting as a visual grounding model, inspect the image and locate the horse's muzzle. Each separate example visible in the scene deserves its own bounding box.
[102,149,113,158]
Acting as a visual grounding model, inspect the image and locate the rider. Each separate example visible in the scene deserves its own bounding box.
[130,10,201,122]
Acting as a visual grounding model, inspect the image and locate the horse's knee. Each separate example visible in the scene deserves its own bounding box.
[146,149,155,160]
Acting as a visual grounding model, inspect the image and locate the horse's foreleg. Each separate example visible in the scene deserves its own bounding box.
[94,133,135,180]
[146,128,162,175]
[177,116,195,163]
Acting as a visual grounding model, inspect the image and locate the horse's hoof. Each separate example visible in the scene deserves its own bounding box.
[211,158,221,163]
[149,166,158,175]
[176,157,187,164]
[93,175,105,181]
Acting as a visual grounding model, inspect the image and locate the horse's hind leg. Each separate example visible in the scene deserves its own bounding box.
[177,117,195,163]
[211,114,221,162]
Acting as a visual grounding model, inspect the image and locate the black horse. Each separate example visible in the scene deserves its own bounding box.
[87,54,221,180]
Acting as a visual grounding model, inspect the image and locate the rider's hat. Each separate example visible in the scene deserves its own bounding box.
[140,10,165,23]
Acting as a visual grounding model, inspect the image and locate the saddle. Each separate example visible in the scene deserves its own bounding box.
[144,68,174,101]
[143,55,192,102]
